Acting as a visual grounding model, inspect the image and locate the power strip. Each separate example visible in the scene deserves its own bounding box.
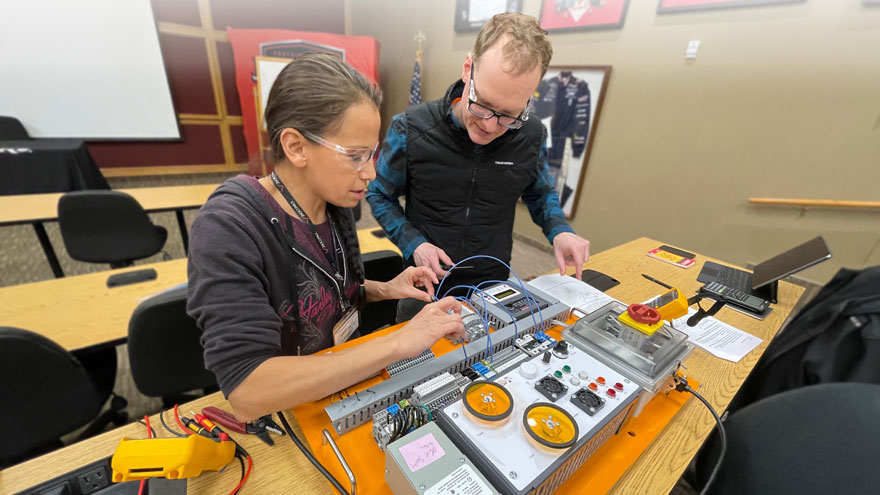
[14,456,120,495]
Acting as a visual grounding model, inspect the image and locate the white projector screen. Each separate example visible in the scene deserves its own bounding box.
[0,0,180,139]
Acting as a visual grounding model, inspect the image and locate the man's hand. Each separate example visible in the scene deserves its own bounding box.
[393,297,466,358]
[413,242,455,278]
[552,232,590,279]
[383,266,438,302]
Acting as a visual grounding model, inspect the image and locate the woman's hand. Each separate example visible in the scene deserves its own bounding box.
[382,266,438,302]
[393,297,466,358]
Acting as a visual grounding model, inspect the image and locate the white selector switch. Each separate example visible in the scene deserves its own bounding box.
[519,362,538,379]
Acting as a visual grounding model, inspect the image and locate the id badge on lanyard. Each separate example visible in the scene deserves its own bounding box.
[333,307,360,345]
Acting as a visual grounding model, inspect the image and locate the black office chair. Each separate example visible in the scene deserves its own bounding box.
[360,250,405,334]
[58,190,168,269]
[695,382,880,495]
[0,327,126,467]
[128,286,217,408]
[0,116,29,139]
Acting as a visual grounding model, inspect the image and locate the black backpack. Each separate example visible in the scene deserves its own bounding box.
[731,266,880,412]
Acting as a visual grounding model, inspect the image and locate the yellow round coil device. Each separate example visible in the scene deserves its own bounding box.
[463,381,514,422]
[522,402,579,449]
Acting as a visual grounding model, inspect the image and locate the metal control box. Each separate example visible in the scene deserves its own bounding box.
[385,422,500,495]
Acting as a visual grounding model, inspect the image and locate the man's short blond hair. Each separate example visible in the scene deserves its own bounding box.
[473,13,552,77]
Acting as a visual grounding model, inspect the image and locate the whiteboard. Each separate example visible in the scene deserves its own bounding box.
[0,0,180,139]
[255,57,292,132]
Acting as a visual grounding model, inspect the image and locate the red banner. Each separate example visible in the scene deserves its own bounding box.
[540,0,629,32]
[227,28,380,173]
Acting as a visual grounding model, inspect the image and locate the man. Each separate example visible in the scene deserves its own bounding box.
[366,13,590,319]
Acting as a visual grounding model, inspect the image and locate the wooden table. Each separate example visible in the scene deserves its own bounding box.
[0,184,221,278]
[579,237,804,494]
[0,395,329,495]
[0,238,805,494]
[0,228,398,352]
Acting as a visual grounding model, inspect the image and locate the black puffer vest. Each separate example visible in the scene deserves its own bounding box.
[404,80,545,291]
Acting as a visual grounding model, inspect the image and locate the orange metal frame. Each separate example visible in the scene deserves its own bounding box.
[293,318,692,494]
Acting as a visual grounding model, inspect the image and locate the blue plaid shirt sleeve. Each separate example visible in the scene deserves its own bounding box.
[521,137,576,244]
[366,113,428,259]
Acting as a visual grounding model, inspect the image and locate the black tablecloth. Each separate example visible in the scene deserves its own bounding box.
[0,139,110,195]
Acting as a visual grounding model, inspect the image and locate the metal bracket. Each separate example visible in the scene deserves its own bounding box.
[322,429,357,495]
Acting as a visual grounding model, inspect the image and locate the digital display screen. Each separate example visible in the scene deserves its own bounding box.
[745,295,764,306]
[493,289,517,300]
[653,289,678,308]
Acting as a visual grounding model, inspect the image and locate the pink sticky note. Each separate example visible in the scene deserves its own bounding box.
[398,432,446,473]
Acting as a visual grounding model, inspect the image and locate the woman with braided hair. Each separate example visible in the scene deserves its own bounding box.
[187,54,465,421]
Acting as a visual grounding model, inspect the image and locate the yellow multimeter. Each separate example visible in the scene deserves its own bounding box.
[649,287,690,322]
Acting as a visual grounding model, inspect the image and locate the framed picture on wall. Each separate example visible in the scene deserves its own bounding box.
[454,0,522,32]
[532,66,611,218]
[539,0,630,33]
[657,0,805,14]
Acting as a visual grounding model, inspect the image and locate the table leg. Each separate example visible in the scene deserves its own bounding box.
[33,222,64,278]
[176,210,189,254]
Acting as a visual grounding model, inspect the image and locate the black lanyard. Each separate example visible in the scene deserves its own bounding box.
[270,171,344,284]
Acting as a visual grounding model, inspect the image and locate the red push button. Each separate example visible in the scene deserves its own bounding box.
[606,388,617,398]
[614,382,624,391]
[596,376,606,386]
[588,382,598,391]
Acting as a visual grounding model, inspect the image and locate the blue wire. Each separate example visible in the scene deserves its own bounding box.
[442,279,542,342]
[473,288,493,364]
[443,285,522,364]
[433,255,554,364]
[436,255,545,334]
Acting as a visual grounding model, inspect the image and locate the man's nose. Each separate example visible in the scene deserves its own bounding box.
[482,117,499,134]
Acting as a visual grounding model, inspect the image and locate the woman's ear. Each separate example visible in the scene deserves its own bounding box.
[279,128,308,168]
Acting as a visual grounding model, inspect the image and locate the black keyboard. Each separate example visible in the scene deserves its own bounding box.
[715,268,752,290]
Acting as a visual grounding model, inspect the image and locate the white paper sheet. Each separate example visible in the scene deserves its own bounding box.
[670,309,764,362]
[528,274,619,314]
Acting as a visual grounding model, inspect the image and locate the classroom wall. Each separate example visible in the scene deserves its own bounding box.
[88,0,346,174]
[350,0,880,285]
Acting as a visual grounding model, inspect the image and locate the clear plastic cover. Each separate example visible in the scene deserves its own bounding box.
[565,301,690,380]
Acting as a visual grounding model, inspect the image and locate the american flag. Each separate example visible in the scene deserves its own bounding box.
[408,52,422,107]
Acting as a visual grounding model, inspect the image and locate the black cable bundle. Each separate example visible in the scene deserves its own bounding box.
[388,405,432,443]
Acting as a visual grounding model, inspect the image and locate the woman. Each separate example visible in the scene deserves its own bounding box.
[187,54,465,422]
